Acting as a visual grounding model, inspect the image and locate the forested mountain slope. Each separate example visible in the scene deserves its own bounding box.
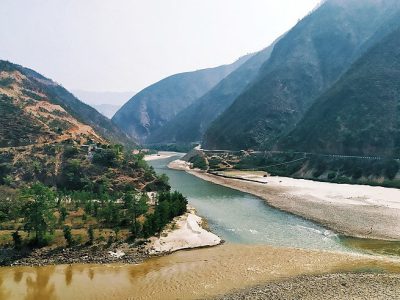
[146,41,278,144]
[203,0,400,150]
[279,26,400,157]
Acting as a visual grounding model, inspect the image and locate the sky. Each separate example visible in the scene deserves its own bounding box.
[0,0,320,95]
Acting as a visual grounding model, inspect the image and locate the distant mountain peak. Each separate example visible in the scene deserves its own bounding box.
[112,55,250,143]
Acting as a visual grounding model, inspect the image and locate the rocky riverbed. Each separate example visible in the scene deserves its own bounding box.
[0,241,149,266]
[214,273,400,300]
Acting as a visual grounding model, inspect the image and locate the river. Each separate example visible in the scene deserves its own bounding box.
[1,155,399,300]
[150,155,347,251]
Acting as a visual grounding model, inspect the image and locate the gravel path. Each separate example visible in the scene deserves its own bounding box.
[214,273,400,300]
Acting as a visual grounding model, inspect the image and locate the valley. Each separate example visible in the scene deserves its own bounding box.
[0,155,399,299]
[2,0,400,298]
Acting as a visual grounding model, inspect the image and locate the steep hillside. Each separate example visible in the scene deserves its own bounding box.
[0,61,171,193]
[0,62,102,147]
[146,41,278,144]
[0,61,134,147]
[279,26,400,157]
[204,0,400,150]
[112,56,250,143]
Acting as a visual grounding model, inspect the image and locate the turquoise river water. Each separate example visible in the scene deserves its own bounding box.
[149,155,348,252]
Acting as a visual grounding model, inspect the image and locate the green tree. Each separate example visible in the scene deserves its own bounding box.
[100,201,120,226]
[92,149,119,167]
[157,201,170,228]
[63,225,73,247]
[12,230,22,249]
[59,206,68,223]
[137,194,149,215]
[84,201,93,215]
[21,183,57,246]
[60,159,86,190]
[130,222,142,239]
[124,193,138,238]
[87,225,94,245]
[124,192,148,239]
[114,226,120,240]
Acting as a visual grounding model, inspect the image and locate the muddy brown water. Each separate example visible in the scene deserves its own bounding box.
[1,244,400,300]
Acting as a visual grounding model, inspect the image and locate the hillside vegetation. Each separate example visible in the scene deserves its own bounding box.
[279,27,400,158]
[0,60,133,147]
[0,61,189,259]
[203,0,400,150]
[146,43,277,144]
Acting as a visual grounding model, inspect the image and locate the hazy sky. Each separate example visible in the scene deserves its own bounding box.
[0,0,320,93]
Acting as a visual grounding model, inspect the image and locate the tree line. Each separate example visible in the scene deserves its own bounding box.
[9,182,187,248]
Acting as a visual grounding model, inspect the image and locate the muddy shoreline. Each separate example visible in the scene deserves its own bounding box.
[2,244,400,299]
[213,273,400,300]
[0,241,150,267]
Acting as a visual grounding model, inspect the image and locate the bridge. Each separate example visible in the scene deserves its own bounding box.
[202,148,397,161]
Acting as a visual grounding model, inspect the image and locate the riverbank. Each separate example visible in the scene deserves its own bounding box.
[148,206,221,254]
[168,160,400,240]
[0,205,221,266]
[0,241,149,267]
[214,273,400,300]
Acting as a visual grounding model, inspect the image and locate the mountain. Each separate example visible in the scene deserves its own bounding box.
[278,26,400,158]
[0,63,171,254]
[203,0,400,150]
[0,60,172,193]
[72,90,133,118]
[146,41,279,145]
[112,56,251,143]
[0,61,134,147]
